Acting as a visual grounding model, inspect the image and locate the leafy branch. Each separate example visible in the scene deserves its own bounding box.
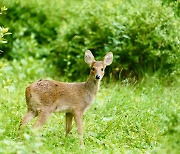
[0,6,11,45]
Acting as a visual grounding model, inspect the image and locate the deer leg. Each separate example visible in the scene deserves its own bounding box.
[66,112,73,136]
[32,110,51,129]
[19,110,36,129]
[74,112,84,146]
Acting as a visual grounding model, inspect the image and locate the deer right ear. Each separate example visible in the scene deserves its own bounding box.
[84,50,95,66]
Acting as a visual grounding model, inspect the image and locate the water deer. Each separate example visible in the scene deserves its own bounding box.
[20,50,113,145]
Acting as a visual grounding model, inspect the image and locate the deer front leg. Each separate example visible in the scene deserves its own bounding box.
[66,112,73,136]
[19,110,36,129]
[32,110,52,129]
[74,111,84,146]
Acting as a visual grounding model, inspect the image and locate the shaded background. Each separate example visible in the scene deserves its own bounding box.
[0,0,179,81]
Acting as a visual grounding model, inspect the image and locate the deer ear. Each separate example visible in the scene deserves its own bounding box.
[103,52,113,66]
[85,50,95,66]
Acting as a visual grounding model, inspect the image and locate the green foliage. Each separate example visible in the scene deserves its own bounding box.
[0,0,58,59]
[0,26,9,44]
[54,0,180,79]
[0,59,179,153]
[0,0,179,80]
[0,5,11,79]
[0,6,11,46]
[0,0,180,79]
[0,1,179,153]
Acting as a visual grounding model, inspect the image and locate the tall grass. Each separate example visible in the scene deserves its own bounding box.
[0,59,179,153]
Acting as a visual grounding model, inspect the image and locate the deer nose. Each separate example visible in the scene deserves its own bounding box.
[96,75,101,80]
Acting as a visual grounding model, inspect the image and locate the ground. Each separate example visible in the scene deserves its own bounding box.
[0,59,179,153]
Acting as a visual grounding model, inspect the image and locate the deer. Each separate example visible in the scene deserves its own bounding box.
[19,50,113,145]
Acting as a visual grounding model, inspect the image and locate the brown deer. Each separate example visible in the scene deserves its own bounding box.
[20,50,113,145]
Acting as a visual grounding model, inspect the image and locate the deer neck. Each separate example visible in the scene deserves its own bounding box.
[85,74,100,96]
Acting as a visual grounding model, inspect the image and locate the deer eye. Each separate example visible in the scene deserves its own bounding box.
[92,67,95,71]
[101,68,104,71]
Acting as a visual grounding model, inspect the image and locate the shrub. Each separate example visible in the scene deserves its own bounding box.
[0,6,11,74]
[0,0,59,59]
[0,0,179,80]
[54,0,180,80]
[0,6,11,48]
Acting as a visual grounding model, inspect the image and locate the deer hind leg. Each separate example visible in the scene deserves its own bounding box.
[19,110,36,129]
[66,112,73,136]
[32,109,52,129]
[74,111,84,146]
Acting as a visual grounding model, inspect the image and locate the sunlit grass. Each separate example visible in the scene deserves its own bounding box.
[0,58,179,153]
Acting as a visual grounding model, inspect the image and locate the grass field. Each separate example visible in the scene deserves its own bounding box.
[0,59,179,153]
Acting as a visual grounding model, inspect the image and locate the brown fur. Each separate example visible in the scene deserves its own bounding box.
[20,50,113,145]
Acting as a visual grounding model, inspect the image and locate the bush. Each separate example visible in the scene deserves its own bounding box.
[0,6,11,48]
[0,0,179,80]
[0,5,11,79]
[54,0,180,79]
[0,0,59,59]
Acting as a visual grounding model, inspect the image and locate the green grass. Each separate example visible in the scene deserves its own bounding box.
[0,58,179,153]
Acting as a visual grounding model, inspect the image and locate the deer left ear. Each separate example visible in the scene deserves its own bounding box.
[103,52,113,66]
